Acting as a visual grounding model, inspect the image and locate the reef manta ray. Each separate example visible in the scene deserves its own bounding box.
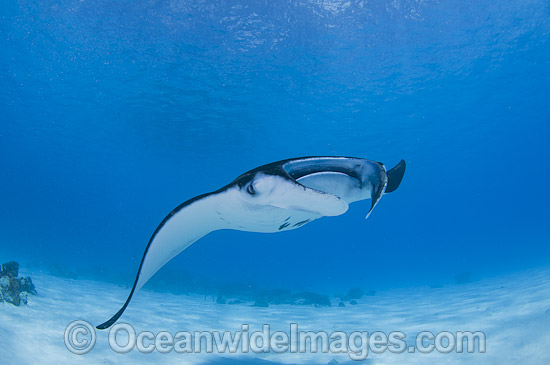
[97,156,406,329]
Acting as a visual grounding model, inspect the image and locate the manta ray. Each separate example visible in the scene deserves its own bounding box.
[97,156,406,329]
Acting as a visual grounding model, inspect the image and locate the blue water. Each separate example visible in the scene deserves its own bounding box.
[1,0,549,296]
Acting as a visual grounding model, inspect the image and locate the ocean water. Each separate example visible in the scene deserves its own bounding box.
[1,0,549,364]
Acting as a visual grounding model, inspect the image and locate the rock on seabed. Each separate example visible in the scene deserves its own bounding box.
[0,261,37,306]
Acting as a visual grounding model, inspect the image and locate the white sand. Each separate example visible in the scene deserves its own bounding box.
[1,267,549,364]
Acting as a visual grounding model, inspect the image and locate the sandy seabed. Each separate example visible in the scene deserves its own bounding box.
[1,267,549,365]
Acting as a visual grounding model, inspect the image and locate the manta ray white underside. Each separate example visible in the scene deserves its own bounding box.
[97,156,406,329]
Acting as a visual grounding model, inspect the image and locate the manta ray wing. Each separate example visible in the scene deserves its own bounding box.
[96,192,224,329]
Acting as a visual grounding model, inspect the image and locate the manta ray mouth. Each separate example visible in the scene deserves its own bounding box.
[281,156,374,182]
[279,157,393,218]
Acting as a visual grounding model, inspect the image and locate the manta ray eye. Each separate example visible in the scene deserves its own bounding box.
[246,183,256,195]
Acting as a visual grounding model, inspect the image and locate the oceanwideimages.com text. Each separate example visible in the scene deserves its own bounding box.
[65,320,486,360]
